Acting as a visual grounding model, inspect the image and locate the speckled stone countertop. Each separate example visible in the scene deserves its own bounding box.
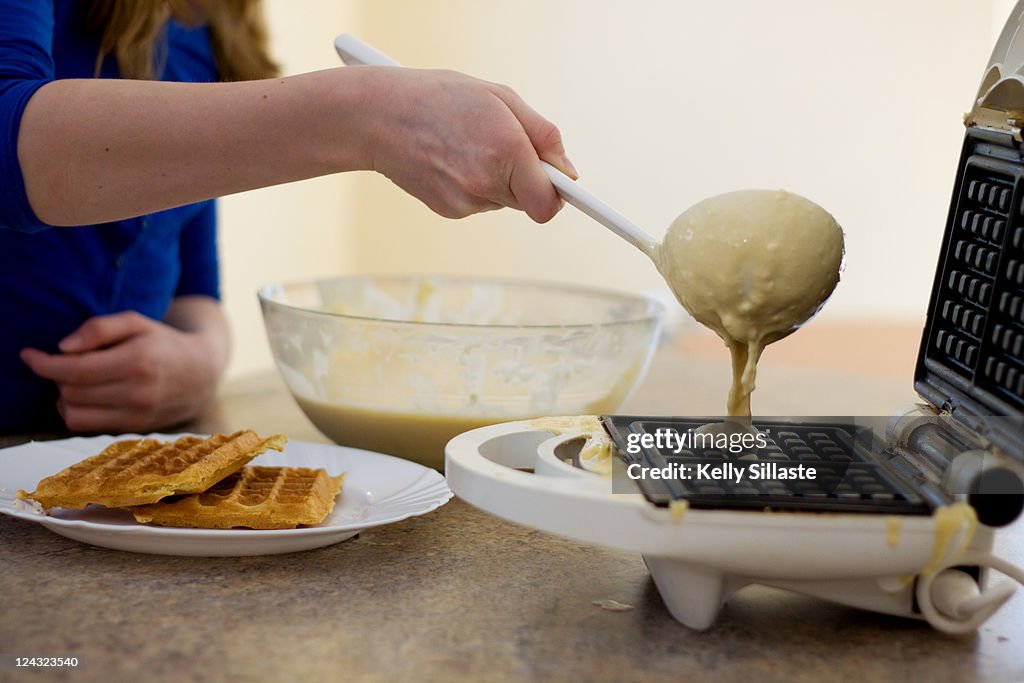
[2,325,1022,682]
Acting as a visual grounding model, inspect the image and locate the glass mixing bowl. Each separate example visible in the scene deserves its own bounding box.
[258,275,663,470]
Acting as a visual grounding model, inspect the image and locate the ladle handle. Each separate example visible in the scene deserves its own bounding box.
[334,33,400,67]
[540,162,658,257]
[334,34,659,259]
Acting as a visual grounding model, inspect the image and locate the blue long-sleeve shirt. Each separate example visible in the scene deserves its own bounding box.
[0,1,221,431]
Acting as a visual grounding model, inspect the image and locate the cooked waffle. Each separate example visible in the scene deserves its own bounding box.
[21,431,288,509]
[130,466,345,529]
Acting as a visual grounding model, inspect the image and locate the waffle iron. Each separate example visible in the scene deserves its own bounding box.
[443,6,1024,632]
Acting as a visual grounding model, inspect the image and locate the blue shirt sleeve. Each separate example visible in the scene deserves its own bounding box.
[175,199,220,300]
[0,0,56,233]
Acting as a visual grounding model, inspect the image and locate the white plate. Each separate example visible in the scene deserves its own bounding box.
[0,434,452,556]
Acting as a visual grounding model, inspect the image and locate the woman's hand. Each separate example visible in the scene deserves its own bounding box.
[19,298,229,433]
[355,67,576,223]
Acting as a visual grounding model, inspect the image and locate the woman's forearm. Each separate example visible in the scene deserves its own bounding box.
[17,67,376,226]
[17,65,571,226]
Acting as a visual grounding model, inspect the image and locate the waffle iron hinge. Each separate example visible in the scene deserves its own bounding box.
[888,405,1024,527]
[963,107,1024,141]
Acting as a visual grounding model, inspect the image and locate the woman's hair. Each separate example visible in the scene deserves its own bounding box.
[86,0,279,81]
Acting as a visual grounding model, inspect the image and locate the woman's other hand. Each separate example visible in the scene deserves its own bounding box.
[19,298,229,433]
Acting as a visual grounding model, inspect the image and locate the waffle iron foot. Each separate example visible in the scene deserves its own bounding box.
[644,556,744,630]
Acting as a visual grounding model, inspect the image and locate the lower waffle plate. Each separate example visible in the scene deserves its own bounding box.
[0,434,452,556]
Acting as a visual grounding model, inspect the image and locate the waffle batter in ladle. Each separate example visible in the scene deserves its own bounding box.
[656,189,844,416]
[543,165,845,418]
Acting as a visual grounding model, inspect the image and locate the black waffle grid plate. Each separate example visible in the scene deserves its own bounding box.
[917,127,1024,461]
[603,417,932,515]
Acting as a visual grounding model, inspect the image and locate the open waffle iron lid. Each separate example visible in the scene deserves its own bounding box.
[916,0,1024,462]
[967,2,1024,134]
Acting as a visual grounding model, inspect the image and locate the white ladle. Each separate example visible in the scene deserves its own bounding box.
[333,34,659,259]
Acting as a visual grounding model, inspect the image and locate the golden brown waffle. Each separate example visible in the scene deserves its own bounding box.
[21,431,288,509]
[130,466,344,529]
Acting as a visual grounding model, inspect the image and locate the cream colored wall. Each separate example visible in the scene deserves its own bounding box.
[219,1,362,378]
[994,0,1018,38]
[220,0,1011,378]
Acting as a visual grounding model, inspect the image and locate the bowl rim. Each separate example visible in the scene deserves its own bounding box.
[257,273,665,331]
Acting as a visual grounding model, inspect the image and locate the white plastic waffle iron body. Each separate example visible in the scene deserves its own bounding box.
[445,420,1016,633]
